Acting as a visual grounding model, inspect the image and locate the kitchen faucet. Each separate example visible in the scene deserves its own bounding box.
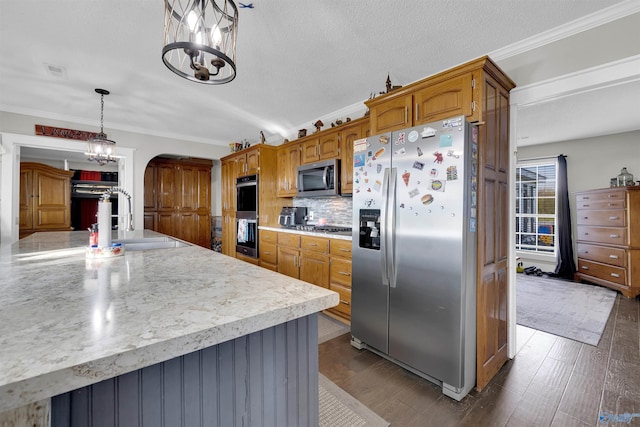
[101,187,134,231]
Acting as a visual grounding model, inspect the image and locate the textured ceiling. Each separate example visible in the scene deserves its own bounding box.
[1,0,639,150]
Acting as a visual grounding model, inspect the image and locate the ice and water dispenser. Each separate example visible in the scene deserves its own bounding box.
[358,209,380,250]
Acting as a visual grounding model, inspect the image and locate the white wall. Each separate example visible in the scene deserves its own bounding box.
[515,130,640,271]
[0,111,230,244]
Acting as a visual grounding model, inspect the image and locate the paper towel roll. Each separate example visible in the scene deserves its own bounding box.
[97,200,112,248]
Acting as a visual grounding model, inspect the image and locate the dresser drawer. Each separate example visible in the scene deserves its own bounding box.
[576,189,626,204]
[330,257,352,287]
[576,209,626,227]
[577,243,626,267]
[260,229,278,244]
[259,242,277,265]
[301,235,329,253]
[277,232,300,248]
[577,258,627,286]
[330,239,352,258]
[329,282,352,317]
[577,226,626,246]
[576,199,625,210]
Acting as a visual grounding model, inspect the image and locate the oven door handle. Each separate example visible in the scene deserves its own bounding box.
[322,166,329,189]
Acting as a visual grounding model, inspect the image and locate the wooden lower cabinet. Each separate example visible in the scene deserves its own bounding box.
[328,239,352,320]
[221,213,236,257]
[259,230,278,271]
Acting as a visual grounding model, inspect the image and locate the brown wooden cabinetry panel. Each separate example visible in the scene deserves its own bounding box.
[577,209,626,227]
[577,243,626,267]
[301,235,329,253]
[19,162,73,238]
[278,233,300,248]
[577,225,626,246]
[339,122,362,194]
[300,250,329,288]
[277,246,299,279]
[330,239,352,257]
[413,74,472,125]
[259,242,277,265]
[329,282,351,318]
[368,96,412,134]
[144,157,212,249]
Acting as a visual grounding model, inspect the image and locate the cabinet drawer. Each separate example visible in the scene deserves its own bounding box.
[330,258,352,287]
[576,190,626,204]
[330,239,352,258]
[329,282,352,318]
[260,229,277,244]
[576,199,625,210]
[577,226,627,246]
[277,232,300,248]
[577,243,626,267]
[577,259,627,286]
[301,235,329,253]
[576,209,626,227]
[259,242,277,265]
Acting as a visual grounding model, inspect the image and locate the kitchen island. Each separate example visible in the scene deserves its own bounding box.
[0,230,338,426]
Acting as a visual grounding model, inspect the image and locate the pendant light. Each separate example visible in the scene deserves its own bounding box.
[86,89,116,166]
[162,0,238,84]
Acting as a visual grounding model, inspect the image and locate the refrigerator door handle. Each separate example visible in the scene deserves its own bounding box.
[388,167,398,288]
[380,167,390,287]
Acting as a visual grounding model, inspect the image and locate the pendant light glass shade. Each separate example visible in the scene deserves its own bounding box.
[86,89,116,166]
[163,0,238,84]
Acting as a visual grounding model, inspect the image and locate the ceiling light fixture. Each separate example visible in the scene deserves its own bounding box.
[86,89,116,166]
[162,0,238,84]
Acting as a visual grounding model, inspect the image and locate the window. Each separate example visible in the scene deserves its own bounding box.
[515,161,557,254]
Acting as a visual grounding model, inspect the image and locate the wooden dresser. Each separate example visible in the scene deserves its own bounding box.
[575,187,640,298]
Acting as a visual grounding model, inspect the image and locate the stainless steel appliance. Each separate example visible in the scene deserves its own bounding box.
[297,159,340,197]
[236,175,258,257]
[350,116,478,401]
[278,206,307,227]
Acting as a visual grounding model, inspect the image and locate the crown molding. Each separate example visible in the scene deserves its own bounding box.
[490,0,640,61]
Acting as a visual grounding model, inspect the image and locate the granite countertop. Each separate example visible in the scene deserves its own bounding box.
[259,226,353,241]
[0,230,338,413]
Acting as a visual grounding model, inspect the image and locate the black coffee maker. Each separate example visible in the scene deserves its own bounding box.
[278,207,307,227]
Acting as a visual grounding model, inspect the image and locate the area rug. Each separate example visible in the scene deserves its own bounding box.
[319,373,390,427]
[318,313,350,344]
[516,274,617,346]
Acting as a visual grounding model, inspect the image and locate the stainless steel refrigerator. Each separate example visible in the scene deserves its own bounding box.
[350,115,478,401]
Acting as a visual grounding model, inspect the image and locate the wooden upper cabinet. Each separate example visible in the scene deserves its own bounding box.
[413,73,473,125]
[301,130,340,164]
[157,163,177,211]
[143,162,157,211]
[339,120,364,194]
[276,142,300,197]
[221,159,236,212]
[246,149,260,175]
[368,96,412,134]
[19,162,73,238]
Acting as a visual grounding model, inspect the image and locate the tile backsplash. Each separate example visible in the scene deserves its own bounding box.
[293,197,353,227]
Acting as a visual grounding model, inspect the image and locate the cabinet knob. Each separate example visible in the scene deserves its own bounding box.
[583,216,589,220]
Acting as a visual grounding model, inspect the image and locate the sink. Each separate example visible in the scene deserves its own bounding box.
[114,236,191,251]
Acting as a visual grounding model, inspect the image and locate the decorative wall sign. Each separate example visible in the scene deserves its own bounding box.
[35,125,100,141]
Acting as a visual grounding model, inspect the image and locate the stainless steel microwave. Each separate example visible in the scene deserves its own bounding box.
[297,159,340,197]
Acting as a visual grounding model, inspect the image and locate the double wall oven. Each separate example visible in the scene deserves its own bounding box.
[236,174,258,258]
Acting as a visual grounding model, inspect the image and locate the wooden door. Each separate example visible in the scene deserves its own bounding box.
[235,155,247,178]
[286,143,301,194]
[476,74,511,391]
[246,149,260,175]
[195,166,211,210]
[301,138,319,164]
[368,95,412,134]
[222,213,236,256]
[157,164,177,211]
[33,169,72,230]
[221,159,236,212]
[276,148,289,196]
[178,164,198,211]
[143,163,157,211]
[340,124,361,194]
[318,131,340,160]
[277,246,300,279]
[300,251,329,288]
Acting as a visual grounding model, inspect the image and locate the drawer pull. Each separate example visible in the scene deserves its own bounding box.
[610,273,620,278]
[607,194,615,198]
[583,197,590,200]
[582,204,590,207]
[308,243,318,246]
[339,248,350,252]
[338,271,351,276]
[340,299,350,305]
[582,251,589,254]
[610,234,619,239]
[264,251,271,255]
[609,255,619,259]
[609,216,619,220]
[581,266,589,270]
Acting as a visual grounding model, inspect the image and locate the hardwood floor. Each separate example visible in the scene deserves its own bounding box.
[318,294,640,426]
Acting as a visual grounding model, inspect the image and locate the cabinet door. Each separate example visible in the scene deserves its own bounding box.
[277,246,299,279]
[143,163,157,211]
[221,159,236,212]
[413,73,473,124]
[157,164,177,211]
[196,166,211,210]
[286,144,301,194]
[143,212,156,231]
[178,165,198,211]
[222,213,236,256]
[318,131,340,160]
[300,250,329,288]
[246,149,260,175]
[276,148,289,196]
[235,155,247,178]
[369,96,412,134]
[339,125,361,194]
[195,211,211,249]
[157,211,175,236]
[301,138,319,164]
[33,170,72,229]
[19,169,32,230]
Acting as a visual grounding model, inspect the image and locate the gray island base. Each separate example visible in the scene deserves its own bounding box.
[0,230,338,426]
